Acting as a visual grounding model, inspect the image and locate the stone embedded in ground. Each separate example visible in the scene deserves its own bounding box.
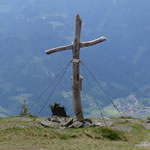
[41,116,71,128]
[93,121,103,127]
[136,142,150,147]
[41,120,61,128]
[84,118,93,124]
[145,118,150,123]
[143,118,150,129]
[84,121,93,127]
[63,118,73,127]
[68,120,84,128]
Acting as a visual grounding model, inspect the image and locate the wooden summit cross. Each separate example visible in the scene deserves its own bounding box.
[45,14,107,120]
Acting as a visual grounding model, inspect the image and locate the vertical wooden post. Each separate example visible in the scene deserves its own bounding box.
[72,14,84,120]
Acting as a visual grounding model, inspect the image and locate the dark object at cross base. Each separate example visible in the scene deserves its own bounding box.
[50,103,67,117]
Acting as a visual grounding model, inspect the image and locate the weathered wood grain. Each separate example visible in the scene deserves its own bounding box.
[80,36,107,48]
[72,14,84,120]
[45,44,73,54]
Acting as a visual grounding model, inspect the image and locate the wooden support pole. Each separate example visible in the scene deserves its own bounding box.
[72,14,84,120]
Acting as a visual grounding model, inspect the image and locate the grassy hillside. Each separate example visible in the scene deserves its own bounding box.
[0,116,150,150]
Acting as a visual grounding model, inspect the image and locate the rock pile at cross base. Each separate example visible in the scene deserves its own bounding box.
[41,117,104,128]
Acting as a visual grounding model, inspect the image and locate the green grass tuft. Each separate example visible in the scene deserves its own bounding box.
[59,134,71,140]
[94,127,127,141]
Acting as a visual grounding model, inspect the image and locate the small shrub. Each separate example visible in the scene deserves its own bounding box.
[94,127,127,141]
[101,128,121,140]
[28,114,37,118]
[20,99,30,116]
[59,134,71,140]
[120,116,134,119]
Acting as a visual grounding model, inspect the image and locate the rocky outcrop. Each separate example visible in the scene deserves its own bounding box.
[41,116,104,128]
[143,118,150,129]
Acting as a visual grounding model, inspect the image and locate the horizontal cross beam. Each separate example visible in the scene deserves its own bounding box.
[45,36,106,55]
[80,36,106,48]
[45,44,73,55]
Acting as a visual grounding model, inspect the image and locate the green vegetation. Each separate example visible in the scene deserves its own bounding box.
[93,127,126,141]
[20,99,30,116]
[0,117,150,150]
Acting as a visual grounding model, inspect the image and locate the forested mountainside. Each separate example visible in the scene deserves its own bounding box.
[0,0,150,117]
